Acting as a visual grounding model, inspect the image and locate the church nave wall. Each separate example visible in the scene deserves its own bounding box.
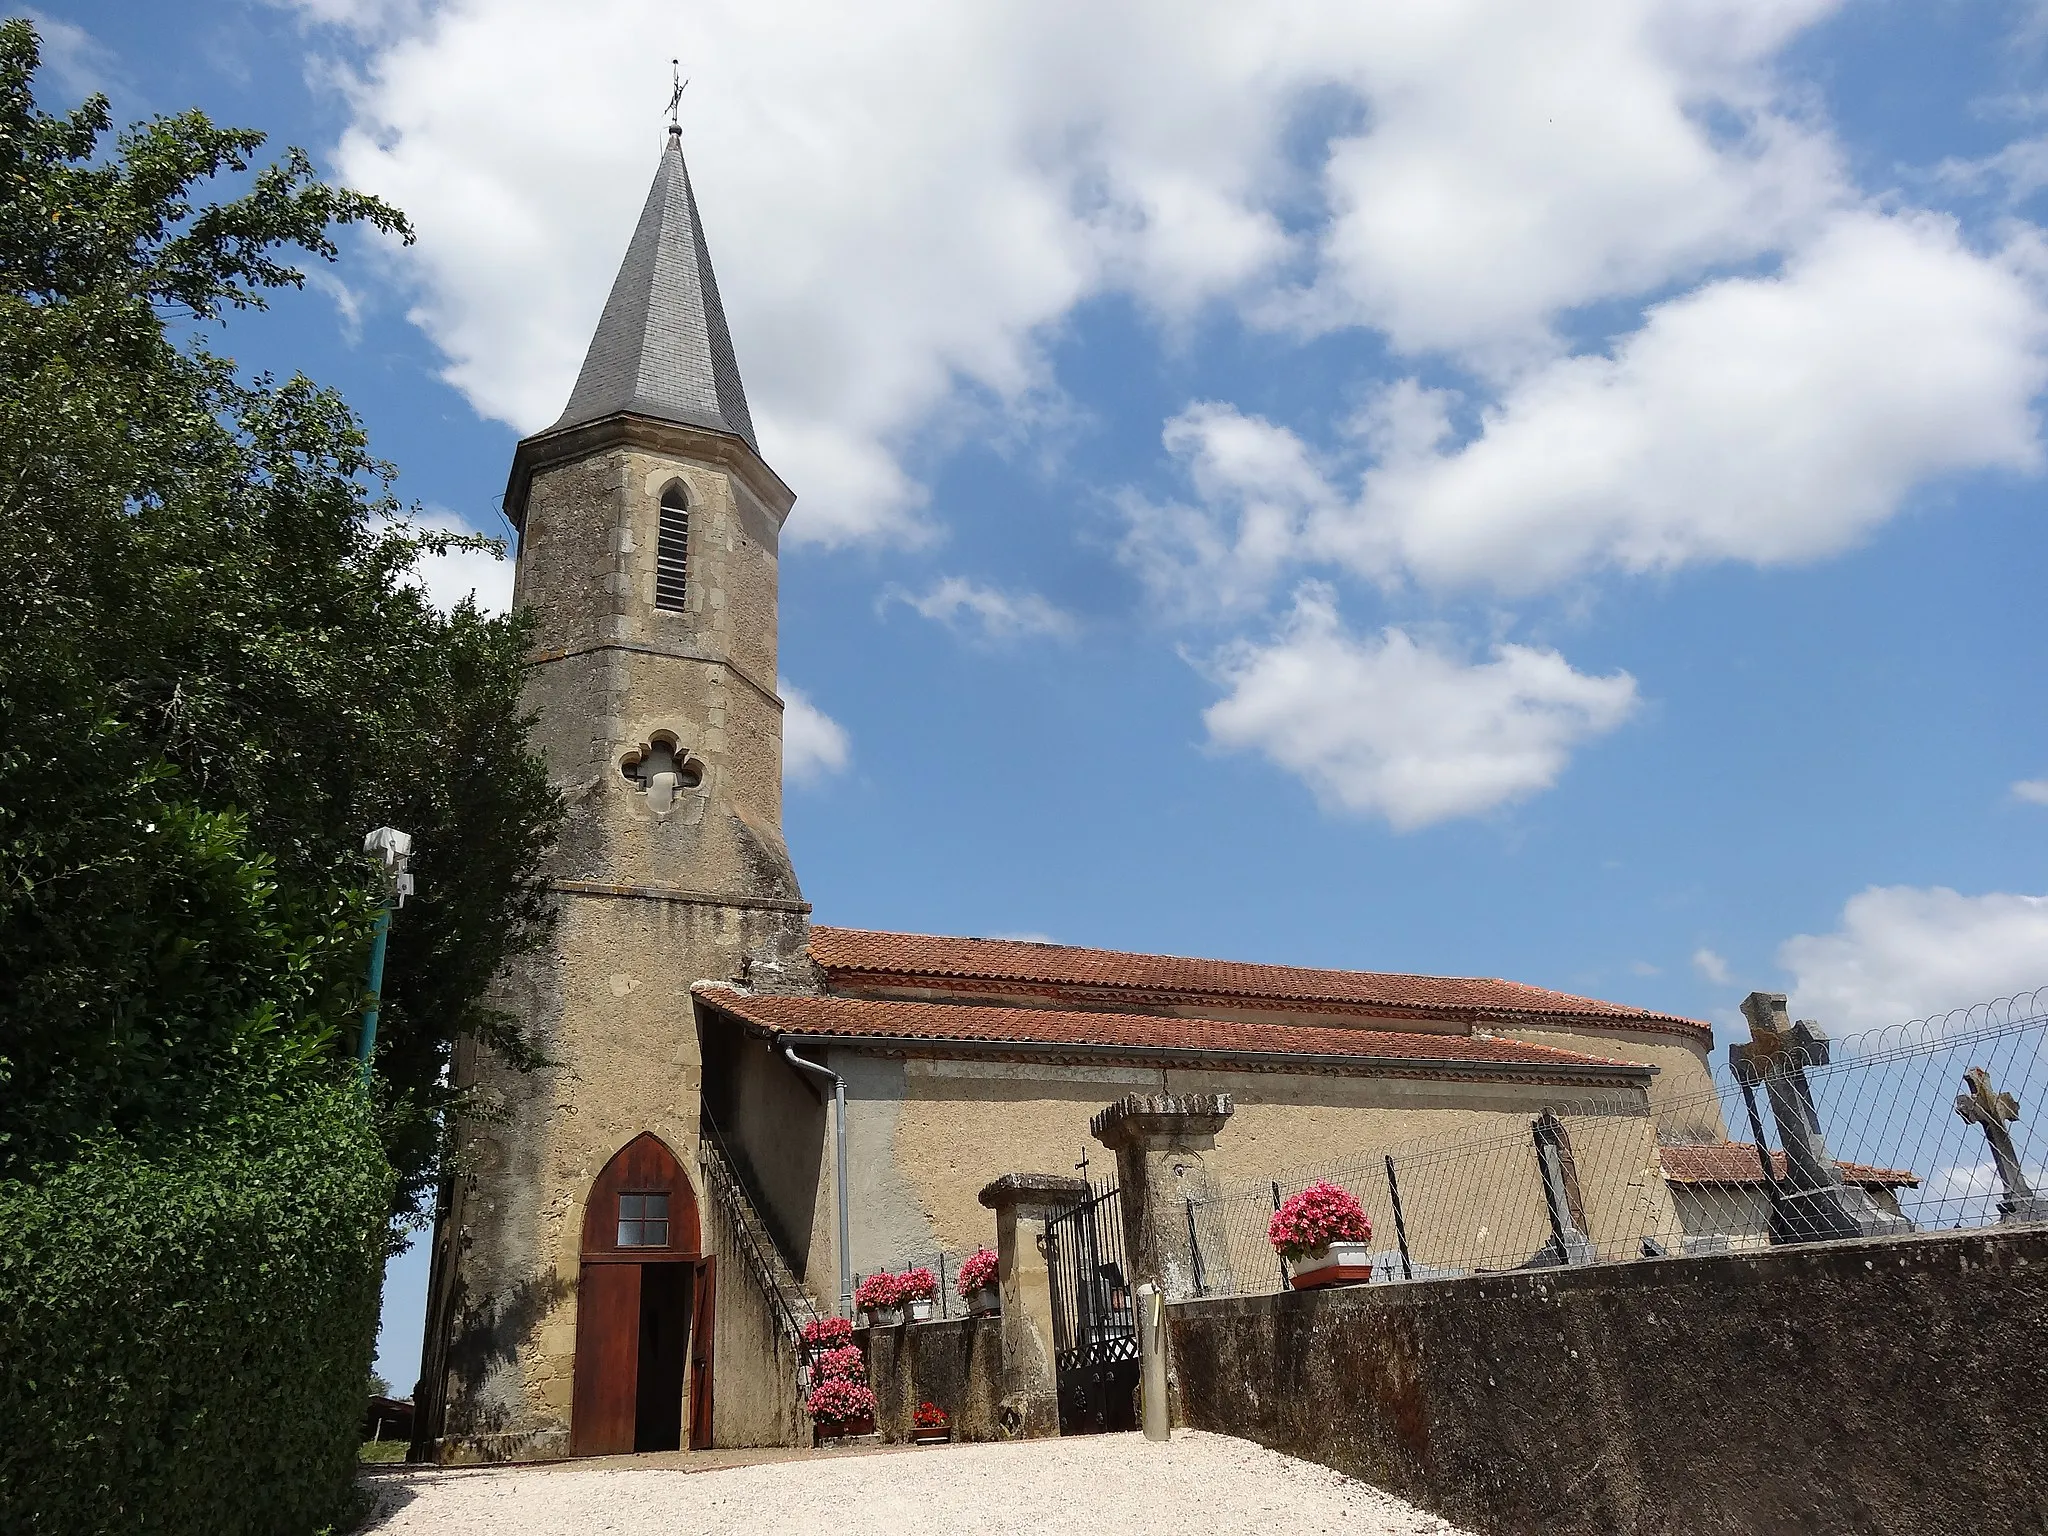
[836,1054,1669,1282]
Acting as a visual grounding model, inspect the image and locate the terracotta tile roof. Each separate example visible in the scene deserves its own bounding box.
[807,926,1709,1039]
[1658,1143,1919,1189]
[693,986,1657,1082]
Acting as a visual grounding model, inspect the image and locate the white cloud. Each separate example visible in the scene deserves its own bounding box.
[1356,213,2048,592]
[403,508,514,613]
[1131,213,2048,604]
[1693,947,1733,985]
[22,10,120,102]
[2012,778,2048,806]
[1938,134,2048,206]
[1279,0,1844,361]
[1780,886,2048,1035]
[1201,584,1637,831]
[779,679,850,787]
[1921,1159,2048,1219]
[884,577,1076,642]
[306,269,367,345]
[267,0,426,36]
[297,0,1859,546]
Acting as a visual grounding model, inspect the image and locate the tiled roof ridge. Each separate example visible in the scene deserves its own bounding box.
[692,984,1658,1082]
[806,925,1708,1035]
[1658,1141,1919,1188]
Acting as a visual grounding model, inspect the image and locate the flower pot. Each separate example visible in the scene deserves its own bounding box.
[867,1306,906,1328]
[814,1414,875,1445]
[906,1298,935,1323]
[913,1428,951,1445]
[966,1284,1000,1316]
[1287,1240,1375,1289]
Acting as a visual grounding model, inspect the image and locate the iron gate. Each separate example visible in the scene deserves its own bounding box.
[1043,1181,1138,1435]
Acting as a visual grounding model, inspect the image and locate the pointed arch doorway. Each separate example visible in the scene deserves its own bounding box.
[570,1133,715,1455]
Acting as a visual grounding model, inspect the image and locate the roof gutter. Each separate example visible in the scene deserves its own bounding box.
[739,1026,1657,1086]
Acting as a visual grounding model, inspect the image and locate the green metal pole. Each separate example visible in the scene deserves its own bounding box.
[359,901,393,1080]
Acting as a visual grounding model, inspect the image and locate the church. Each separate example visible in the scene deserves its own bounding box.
[413,127,1729,1461]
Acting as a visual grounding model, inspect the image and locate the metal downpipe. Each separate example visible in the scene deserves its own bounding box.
[781,1041,853,1319]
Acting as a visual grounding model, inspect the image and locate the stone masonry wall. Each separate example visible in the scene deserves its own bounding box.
[1168,1226,2048,1536]
[433,418,810,1459]
[857,1317,1005,1444]
[830,1056,1662,1288]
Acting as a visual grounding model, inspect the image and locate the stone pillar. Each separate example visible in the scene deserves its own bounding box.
[1089,1094,1234,1301]
[977,1173,1085,1439]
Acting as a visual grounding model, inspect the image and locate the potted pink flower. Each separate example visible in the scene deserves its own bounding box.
[806,1377,878,1442]
[805,1328,875,1443]
[955,1249,1000,1315]
[802,1316,853,1352]
[1268,1181,1374,1289]
[898,1266,938,1323]
[854,1271,905,1326]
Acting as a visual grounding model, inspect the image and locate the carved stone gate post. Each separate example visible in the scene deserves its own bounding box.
[977,1173,1086,1439]
[1090,1094,1234,1301]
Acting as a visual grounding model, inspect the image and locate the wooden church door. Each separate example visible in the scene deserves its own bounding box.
[570,1133,708,1455]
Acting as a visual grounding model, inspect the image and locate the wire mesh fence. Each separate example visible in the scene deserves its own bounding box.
[1184,988,2048,1299]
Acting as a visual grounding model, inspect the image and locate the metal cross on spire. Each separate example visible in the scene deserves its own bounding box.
[667,58,689,130]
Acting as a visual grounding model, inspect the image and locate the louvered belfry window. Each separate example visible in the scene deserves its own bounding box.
[655,485,689,611]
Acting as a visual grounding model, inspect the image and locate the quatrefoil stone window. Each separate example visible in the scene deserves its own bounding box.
[620,734,704,816]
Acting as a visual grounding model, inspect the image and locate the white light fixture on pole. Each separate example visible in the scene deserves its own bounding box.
[359,827,415,1080]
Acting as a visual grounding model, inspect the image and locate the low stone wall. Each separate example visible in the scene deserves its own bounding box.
[1169,1227,2048,1536]
[857,1316,1004,1443]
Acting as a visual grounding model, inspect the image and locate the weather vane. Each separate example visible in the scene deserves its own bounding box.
[667,58,688,130]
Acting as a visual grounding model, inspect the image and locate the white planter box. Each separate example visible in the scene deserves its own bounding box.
[867,1306,906,1327]
[966,1285,1001,1316]
[1287,1240,1375,1289]
[906,1299,935,1323]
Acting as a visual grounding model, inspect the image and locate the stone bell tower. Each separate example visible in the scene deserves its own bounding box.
[421,126,811,1461]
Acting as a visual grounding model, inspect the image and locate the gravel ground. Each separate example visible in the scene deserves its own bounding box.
[360,1431,1469,1535]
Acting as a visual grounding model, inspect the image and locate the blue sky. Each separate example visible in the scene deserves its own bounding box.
[31,0,2048,1391]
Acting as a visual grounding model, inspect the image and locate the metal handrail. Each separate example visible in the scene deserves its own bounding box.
[697,1110,821,1355]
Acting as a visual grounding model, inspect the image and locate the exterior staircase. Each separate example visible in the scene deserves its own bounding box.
[698,1113,825,1354]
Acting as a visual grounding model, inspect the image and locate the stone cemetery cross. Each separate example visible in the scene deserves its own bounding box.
[1528,1111,1595,1266]
[1730,992,1894,1243]
[1954,1067,2048,1223]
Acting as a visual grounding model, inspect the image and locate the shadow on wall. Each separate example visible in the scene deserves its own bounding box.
[698,1011,827,1275]
[445,1271,575,1409]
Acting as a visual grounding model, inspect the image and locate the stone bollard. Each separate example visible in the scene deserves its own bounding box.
[1136,1282,1169,1443]
[977,1172,1086,1439]
[1090,1093,1234,1300]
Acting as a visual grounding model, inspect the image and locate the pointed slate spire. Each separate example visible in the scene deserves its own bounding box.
[551,127,757,451]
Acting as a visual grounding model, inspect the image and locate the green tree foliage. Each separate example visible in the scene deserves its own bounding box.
[0,20,563,1208]
[0,1088,393,1535]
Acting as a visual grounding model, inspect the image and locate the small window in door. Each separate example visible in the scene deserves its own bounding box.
[617,1192,670,1248]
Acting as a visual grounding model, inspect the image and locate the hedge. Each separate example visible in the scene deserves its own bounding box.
[0,1086,394,1536]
